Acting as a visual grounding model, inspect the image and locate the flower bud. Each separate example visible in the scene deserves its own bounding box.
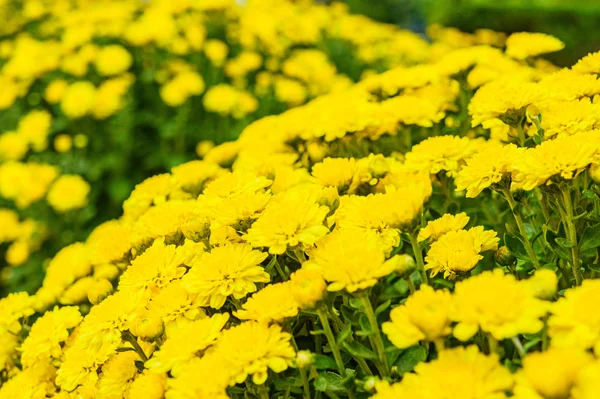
[363,376,379,392]
[295,350,315,369]
[196,140,214,157]
[590,164,600,184]
[131,315,165,342]
[395,254,416,276]
[93,263,120,280]
[6,240,30,266]
[60,277,95,305]
[54,134,72,153]
[524,269,558,299]
[181,216,211,241]
[290,268,327,310]
[495,246,516,266]
[87,278,113,305]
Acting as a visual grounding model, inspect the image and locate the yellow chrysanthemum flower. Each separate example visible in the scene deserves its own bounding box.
[469,80,543,128]
[382,285,452,349]
[128,372,166,399]
[118,238,187,298]
[20,306,82,368]
[145,313,229,373]
[96,351,139,398]
[61,81,97,119]
[548,279,600,355]
[511,129,600,190]
[572,361,600,399]
[513,348,593,399]
[181,242,269,309]
[123,174,178,220]
[404,135,475,176]
[244,188,330,254]
[450,269,550,341]
[44,79,69,104]
[305,228,402,292]
[46,174,90,213]
[417,212,470,242]
[95,44,133,76]
[539,98,600,139]
[572,50,600,74]
[234,281,299,323]
[56,292,141,391]
[372,346,513,399]
[212,321,295,385]
[0,291,36,334]
[166,354,231,399]
[17,109,52,152]
[455,142,522,197]
[290,267,327,309]
[144,280,207,326]
[505,32,565,60]
[311,157,359,193]
[0,131,28,161]
[86,220,131,265]
[424,226,499,278]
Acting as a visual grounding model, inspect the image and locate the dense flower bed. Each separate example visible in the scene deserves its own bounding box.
[0,0,434,293]
[1,25,600,398]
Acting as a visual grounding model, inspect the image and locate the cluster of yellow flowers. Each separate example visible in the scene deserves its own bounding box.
[3,4,600,398]
[0,0,437,291]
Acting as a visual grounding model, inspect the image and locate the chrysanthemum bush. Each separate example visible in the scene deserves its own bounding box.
[0,0,432,293]
[4,25,600,399]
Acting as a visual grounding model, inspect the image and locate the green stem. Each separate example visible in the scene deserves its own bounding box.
[122,331,148,362]
[299,368,311,399]
[408,232,428,284]
[560,186,583,285]
[487,334,498,356]
[316,307,347,378]
[406,274,416,294]
[275,258,289,281]
[328,309,374,376]
[502,188,541,269]
[515,121,526,147]
[258,384,269,399]
[359,291,389,378]
[511,336,525,358]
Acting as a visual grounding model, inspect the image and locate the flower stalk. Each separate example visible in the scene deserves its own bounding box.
[501,188,541,269]
[408,232,428,285]
[359,291,389,378]
[560,185,583,285]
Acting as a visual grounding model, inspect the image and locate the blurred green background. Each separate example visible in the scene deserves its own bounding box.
[340,0,600,66]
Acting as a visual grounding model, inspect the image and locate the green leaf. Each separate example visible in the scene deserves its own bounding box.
[555,238,575,248]
[134,360,145,373]
[375,299,391,315]
[336,324,352,345]
[583,189,597,199]
[580,222,600,252]
[314,372,346,394]
[504,233,529,261]
[545,229,570,260]
[349,297,363,310]
[314,354,338,371]
[340,305,358,325]
[343,341,378,361]
[394,345,427,376]
[523,338,541,353]
[116,348,136,353]
[358,314,373,336]
[273,376,303,390]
